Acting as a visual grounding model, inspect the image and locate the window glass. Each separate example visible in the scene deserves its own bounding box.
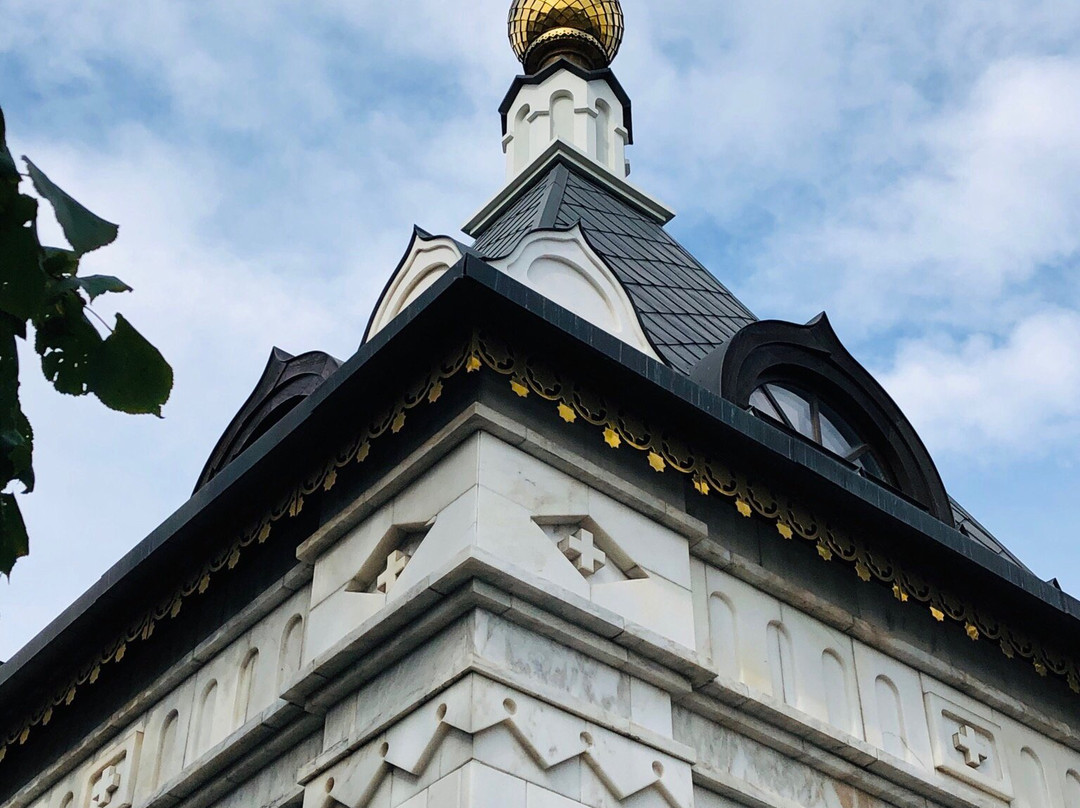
[769,385,813,436]
[818,412,851,457]
[750,383,891,485]
[750,388,781,421]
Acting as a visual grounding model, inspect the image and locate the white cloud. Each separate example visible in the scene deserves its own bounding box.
[759,57,1080,326]
[880,310,1080,457]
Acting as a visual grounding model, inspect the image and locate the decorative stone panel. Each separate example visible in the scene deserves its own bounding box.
[84,729,143,808]
[924,692,1013,801]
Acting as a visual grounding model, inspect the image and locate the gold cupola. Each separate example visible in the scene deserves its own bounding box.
[509,0,625,74]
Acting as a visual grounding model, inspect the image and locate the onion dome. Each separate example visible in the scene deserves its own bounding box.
[508,0,625,74]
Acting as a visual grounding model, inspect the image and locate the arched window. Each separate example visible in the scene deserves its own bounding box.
[748,383,892,484]
[690,314,952,521]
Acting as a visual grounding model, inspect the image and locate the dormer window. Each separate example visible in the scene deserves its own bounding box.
[748,383,891,484]
[690,314,953,523]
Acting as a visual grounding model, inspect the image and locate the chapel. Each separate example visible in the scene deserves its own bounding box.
[2,3,1079,808]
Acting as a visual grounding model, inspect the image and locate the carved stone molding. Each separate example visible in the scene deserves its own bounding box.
[303,676,692,808]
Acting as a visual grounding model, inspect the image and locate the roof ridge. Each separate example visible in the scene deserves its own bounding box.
[537,164,570,229]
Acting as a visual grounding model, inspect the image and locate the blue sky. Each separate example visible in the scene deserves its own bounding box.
[1,0,1079,659]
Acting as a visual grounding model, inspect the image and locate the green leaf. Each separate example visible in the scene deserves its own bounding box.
[0,417,34,493]
[77,275,132,301]
[0,107,17,182]
[0,224,48,320]
[0,327,33,492]
[42,247,80,277]
[34,294,102,396]
[0,492,29,576]
[90,314,172,415]
[23,158,118,256]
[4,193,38,227]
[0,322,19,412]
[0,327,30,492]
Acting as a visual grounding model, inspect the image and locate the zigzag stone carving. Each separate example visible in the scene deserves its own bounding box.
[305,676,692,808]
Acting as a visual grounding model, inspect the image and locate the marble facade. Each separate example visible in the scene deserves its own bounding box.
[10,412,1080,808]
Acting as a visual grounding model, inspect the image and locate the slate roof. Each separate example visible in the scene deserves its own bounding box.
[471,161,1031,570]
[472,163,757,374]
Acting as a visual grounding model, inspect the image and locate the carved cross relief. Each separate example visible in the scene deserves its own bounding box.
[91,765,122,806]
[347,523,430,596]
[376,550,411,594]
[953,724,992,769]
[558,528,606,576]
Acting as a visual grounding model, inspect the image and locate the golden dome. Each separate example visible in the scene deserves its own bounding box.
[509,0,625,74]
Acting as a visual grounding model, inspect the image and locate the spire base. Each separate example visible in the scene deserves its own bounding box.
[523,27,607,73]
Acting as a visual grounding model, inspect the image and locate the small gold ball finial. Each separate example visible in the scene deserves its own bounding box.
[509,0,625,74]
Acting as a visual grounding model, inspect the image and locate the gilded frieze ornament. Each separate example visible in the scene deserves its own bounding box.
[509,0,625,73]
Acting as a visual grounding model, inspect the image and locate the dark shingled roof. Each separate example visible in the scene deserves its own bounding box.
[472,163,757,373]
[470,161,1031,570]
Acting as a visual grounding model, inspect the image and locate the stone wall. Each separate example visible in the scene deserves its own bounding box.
[11,413,1080,808]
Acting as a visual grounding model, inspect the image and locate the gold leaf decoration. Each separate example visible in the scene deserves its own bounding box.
[323,468,338,492]
[198,574,211,594]
[558,403,577,423]
[227,549,242,570]
[115,643,127,663]
[18,728,29,745]
[777,522,794,540]
[694,478,711,496]
[931,606,946,622]
[466,355,482,373]
[735,500,752,518]
[289,495,304,518]
[648,452,666,473]
[42,708,52,727]
[817,543,834,562]
[357,441,371,463]
[391,412,407,434]
[966,623,980,641]
[0,745,7,763]
[603,427,621,448]
[510,379,530,398]
[89,665,101,684]
[855,562,872,583]
[892,584,909,603]
[428,381,444,403]
[257,523,272,544]
[64,687,76,706]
